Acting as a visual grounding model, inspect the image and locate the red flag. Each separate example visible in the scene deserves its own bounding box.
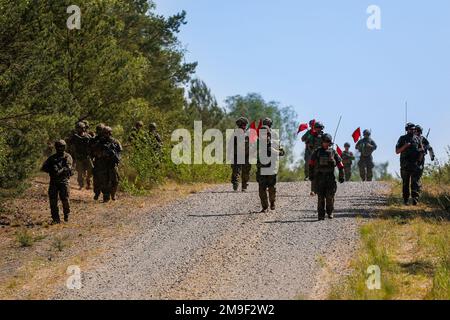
[336,145,343,157]
[257,119,263,136]
[297,123,308,134]
[249,121,258,143]
[352,127,361,143]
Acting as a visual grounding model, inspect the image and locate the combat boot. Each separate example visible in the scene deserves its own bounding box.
[232,183,239,191]
[260,208,269,213]
[270,202,275,210]
[64,214,69,223]
[327,213,334,219]
[94,193,100,201]
[412,198,418,206]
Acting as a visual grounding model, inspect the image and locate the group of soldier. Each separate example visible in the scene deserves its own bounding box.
[41,115,434,224]
[41,121,122,224]
[42,120,163,224]
[396,123,434,206]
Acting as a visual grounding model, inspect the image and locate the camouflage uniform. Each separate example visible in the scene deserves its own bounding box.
[41,141,73,223]
[231,118,251,191]
[309,135,345,220]
[341,145,355,181]
[91,127,122,202]
[355,132,377,181]
[90,124,105,200]
[67,123,93,189]
[302,122,324,193]
[415,126,435,180]
[301,120,317,179]
[397,125,422,204]
[149,122,163,149]
[256,124,284,212]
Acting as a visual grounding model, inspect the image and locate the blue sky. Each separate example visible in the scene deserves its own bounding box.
[156,0,450,174]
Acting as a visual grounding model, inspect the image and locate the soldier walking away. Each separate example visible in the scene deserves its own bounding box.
[301,120,316,180]
[309,134,345,220]
[355,129,377,181]
[256,122,285,213]
[341,142,355,181]
[302,121,325,195]
[67,122,93,190]
[415,125,435,179]
[91,126,122,202]
[231,117,251,192]
[396,123,422,206]
[41,140,73,224]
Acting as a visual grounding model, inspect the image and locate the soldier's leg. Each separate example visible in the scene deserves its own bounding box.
[92,166,100,200]
[325,179,337,218]
[59,183,71,222]
[258,180,269,211]
[86,161,93,189]
[110,166,120,201]
[411,170,422,204]
[231,165,241,190]
[48,184,60,223]
[344,166,352,181]
[400,169,411,203]
[76,162,84,189]
[304,150,311,179]
[358,160,366,181]
[316,178,326,220]
[367,161,374,182]
[241,164,251,190]
[268,175,277,210]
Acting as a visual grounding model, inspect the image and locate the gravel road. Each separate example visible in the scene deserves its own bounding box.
[58,181,388,300]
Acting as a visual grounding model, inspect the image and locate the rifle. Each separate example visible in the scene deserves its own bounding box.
[332,115,342,144]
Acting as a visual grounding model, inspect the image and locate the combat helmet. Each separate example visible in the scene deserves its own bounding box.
[415,125,423,134]
[262,117,273,128]
[149,122,157,131]
[236,117,249,128]
[314,121,325,130]
[322,133,333,143]
[344,142,351,148]
[405,122,415,131]
[363,129,371,137]
[54,139,67,150]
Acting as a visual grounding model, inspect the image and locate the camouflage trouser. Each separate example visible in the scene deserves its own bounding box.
[401,168,421,201]
[304,148,311,178]
[315,173,337,219]
[75,158,93,189]
[48,181,70,222]
[231,164,251,190]
[344,165,352,182]
[96,165,120,201]
[257,171,277,210]
[358,157,374,181]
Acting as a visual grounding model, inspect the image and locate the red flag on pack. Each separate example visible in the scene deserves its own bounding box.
[352,127,361,143]
[249,121,258,143]
[336,145,343,157]
[297,123,308,134]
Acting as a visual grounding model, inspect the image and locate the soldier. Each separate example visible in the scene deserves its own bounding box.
[128,121,144,145]
[67,122,93,190]
[41,140,73,224]
[309,134,345,220]
[396,123,422,205]
[231,117,251,192]
[91,123,105,200]
[415,125,435,179]
[149,122,163,149]
[355,129,377,181]
[91,126,122,202]
[82,120,95,137]
[302,121,325,195]
[301,120,317,180]
[341,142,355,181]
[257,125,285,212]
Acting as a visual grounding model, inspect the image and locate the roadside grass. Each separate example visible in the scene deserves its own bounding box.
[329,181,450,300]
